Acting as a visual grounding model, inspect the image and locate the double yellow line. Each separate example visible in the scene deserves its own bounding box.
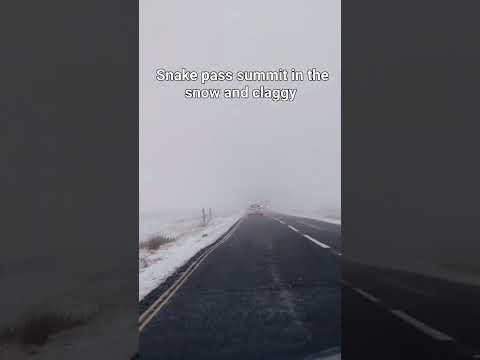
[139,217,244,332]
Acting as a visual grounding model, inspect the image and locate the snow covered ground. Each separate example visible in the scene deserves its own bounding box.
[139,213,242,301]
[294,213,341,225]
[273,208,341,225]
[139,209,207,242]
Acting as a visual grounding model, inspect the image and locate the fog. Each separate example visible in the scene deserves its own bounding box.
[140,0,340,216]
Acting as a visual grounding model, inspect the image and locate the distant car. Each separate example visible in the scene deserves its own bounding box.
[247,204,264,215]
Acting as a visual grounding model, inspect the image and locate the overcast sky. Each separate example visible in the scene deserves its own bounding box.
[140,0,340,215]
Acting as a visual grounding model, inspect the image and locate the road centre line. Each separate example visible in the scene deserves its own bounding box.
[353,287,381,303]
[273,216,333,250]
[275,215,464,352]
[288,225,300,232]
[271,216,332,247]
[346,284,456,344]
[270,216,285,225]
[344,282,459,345]
[390,309,455,342]
[303,234,330,249]
[279,218,462,353]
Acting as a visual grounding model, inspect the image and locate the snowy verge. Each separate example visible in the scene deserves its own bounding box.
[303,216,341,225]
[273,209,341,225]
[139,214,241,301]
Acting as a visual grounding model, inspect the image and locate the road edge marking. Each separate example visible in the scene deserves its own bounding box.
[139,217,243,332]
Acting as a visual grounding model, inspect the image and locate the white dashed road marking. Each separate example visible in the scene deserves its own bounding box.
[353,287,381,303]
[274,215,475,355]
[390,309,455,342]
[302,234,330,249]
[343,282,461,347]
[272,216,333,250]
[288,225,300,232]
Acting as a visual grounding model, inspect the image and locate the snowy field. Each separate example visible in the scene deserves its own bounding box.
[139,212,242,301]
[139,210,207,242]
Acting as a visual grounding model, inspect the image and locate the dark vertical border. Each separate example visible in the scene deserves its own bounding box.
[1,1,138,357]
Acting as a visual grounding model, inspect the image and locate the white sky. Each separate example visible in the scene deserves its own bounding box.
[140,0,340,215]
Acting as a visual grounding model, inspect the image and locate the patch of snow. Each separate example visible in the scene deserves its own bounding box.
[139,214,241,301]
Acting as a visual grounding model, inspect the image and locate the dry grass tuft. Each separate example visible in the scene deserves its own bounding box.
[0,311,92,346]
[140,233,176,251]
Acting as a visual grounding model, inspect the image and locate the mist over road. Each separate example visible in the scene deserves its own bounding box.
[139,213,341,360]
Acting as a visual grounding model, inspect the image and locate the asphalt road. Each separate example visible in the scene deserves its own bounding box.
[139,212,479,359]
[139,213,341,360]
[342,261,480,360]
